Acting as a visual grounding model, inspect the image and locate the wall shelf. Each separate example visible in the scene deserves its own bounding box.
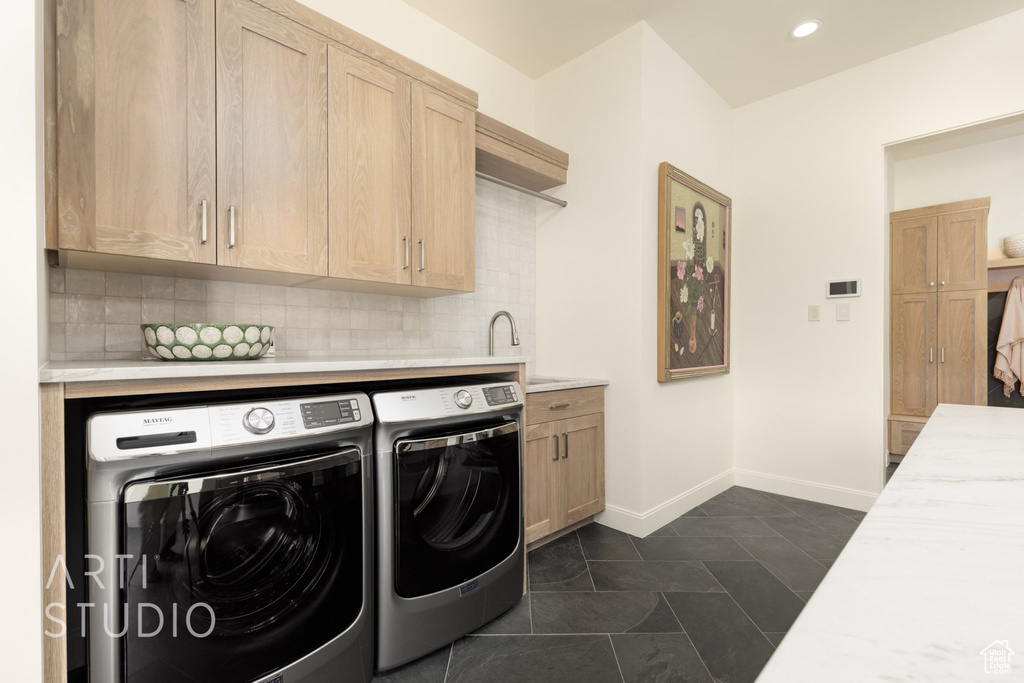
[988,257,1024,270]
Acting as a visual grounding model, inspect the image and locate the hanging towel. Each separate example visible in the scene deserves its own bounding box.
[994,277,1024,397]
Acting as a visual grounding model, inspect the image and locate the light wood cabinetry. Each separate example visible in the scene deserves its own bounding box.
[889,199,989,454]
[891,293,937,417]
[56,0,217,264]
[411,85,476,292]
[475,112,569,192]
[53,0,481,294]
[217,0,328,276]
[524,387,606,546]
[327,48,412,284]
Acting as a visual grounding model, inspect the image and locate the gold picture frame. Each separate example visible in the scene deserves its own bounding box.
[657,162,731,382]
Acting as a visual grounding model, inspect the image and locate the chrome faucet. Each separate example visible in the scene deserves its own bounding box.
[489,310,520,356]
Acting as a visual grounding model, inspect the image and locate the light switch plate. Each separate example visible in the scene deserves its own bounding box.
[836,303,851,321]
[808,305,820,322]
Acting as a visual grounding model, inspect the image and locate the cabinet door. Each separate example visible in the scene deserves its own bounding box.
[411,84,476,292]
[558,414,606,527]
[891,293,937,417]
[890,216,937,295]
[524,421,559,545]
[938,290,987,406]
[217,0,328,275]
[937,209,988,292]
[57,0,216,263]
[328,49,412,284]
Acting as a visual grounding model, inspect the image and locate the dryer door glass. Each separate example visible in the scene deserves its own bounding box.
[394,421,521,597]
[120,448,363,683]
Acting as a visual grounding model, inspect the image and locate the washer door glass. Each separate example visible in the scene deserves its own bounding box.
[120,448,363,683]
[394,421,521,598]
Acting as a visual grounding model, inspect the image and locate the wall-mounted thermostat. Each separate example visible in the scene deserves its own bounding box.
[826,279,861,298]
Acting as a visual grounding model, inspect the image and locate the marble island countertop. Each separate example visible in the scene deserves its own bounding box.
[39,353,530,384]
[758,404,1024,682]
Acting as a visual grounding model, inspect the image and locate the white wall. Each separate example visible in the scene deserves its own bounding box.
[637,25,734,524]
[894,133,1024,259]
[732,10,1024,506]
[304,0,535,132]
[535,25,646,523]
[535,23,735,533]
[0,0,43,679]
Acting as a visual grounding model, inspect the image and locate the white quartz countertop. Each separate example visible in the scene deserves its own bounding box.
[39,354,528,384]
[758,404,1024,682]
[524,376,609,394]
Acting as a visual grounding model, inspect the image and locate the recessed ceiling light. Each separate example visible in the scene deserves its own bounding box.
[790,20,821,39]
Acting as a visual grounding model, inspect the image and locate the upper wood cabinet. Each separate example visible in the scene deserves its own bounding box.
[53,0,483,293]
[327,49,412,284]
[217,0,328,276]
[56,0,217,263]
[411,85,476,292]
[890,199,989,295]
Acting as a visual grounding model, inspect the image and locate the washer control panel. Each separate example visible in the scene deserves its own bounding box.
[372,382,523,423]
[88,392,372,461]
[300,398,362,428]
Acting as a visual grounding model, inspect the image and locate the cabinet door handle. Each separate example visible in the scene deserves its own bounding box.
[940,281,945,287]
[199,199,208,245]
[929,347,934,363]
[228,205,237,249]
[929,282,935,287]
[549,401,572,410]
[551,435,559,461]
[402,236,410,270]
[941,347,945,363]
[417,239,425,272]
[562,432,569,459]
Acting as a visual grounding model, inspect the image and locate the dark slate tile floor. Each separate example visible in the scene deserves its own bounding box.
[371,486,864,683]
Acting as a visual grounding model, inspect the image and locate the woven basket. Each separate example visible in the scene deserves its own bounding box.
[1004,233,1024,258]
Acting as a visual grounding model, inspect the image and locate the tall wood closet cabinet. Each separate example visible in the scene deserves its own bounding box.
[889,198,989,456]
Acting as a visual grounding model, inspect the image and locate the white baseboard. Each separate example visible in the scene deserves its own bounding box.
[595,469,877,537]
[596,469,735,537]
[733,468,877,512]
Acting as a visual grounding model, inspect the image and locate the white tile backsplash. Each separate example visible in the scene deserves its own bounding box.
[50,181,537,361]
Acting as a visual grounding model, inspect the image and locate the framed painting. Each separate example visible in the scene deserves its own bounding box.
[657,162,731,382]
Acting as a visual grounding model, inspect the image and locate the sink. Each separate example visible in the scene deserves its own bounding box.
[525,376,560,386]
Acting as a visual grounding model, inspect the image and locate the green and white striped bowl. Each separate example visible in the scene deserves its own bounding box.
[141,324,274,361]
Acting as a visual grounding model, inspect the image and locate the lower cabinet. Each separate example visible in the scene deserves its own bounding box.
[524,389,605,546]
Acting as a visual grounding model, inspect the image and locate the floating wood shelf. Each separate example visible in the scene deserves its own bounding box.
[988,257,1024,269]
[475,112,569,192]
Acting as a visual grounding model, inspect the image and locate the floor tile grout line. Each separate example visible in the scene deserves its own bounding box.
[659,590,685,633]
[606,634,627,683]
[662,593,717,683]
[720,589,781,651]
[745,531,832,584]
[441,643,453,683]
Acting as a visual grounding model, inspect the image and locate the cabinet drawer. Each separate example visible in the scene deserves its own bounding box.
[889,419,925,456]
[526,387,604,425]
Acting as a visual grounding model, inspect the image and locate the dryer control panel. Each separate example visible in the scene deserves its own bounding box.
[373,382,523,424]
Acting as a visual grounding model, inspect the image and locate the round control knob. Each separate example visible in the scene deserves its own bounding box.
[454,390,473,409]
[243,407,275,434]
